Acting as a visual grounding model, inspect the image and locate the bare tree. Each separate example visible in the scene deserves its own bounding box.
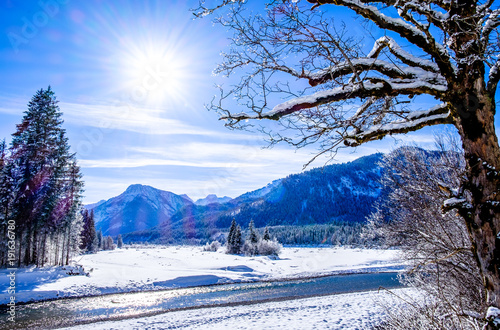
[367,138,485,328]
[196,0,500,324]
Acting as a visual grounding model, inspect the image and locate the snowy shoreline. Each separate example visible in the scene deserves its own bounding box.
[1,267,404,308]
[0,246,404,305]
[62,288,417,330]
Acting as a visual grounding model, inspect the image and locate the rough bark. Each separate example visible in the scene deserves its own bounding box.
[455,92,500,320]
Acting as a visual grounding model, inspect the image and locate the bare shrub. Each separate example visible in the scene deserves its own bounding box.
[367,135,485,329]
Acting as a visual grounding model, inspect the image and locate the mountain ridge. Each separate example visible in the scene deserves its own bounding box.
[88,152,386,239]
[90,184,193,236]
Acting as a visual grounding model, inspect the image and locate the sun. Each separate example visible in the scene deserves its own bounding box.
[118,40,193,107]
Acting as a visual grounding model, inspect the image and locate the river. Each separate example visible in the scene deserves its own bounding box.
[1,272,402,330]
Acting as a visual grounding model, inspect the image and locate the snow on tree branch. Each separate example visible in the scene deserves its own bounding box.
[221,80,447,123]
[482,9,500,44]
[488,59,500,94]
[367,36,440,73]
[306,0,456,79]
[344,103,452,146]
[307,58,438,86]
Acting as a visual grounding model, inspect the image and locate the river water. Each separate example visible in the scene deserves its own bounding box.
[1,272,401,330]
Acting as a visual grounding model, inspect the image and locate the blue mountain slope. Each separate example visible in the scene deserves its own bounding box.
[215,153,384,228]
[94,153,386,240]
[90,184,193,236]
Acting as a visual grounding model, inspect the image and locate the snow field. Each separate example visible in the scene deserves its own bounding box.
[0,246,403,304]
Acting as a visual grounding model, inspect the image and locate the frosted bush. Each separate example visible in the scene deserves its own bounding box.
[203,241,221,252]
[242,239,281,256]
[241,240,258,256]
[257,239,282,256]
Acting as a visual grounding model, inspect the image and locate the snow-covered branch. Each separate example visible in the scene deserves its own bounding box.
[221,81,447,122]
[488,59,500,94]
[482,9,500,45]
[344,103,452,146]
[307,58,436,86]
[368,36,440,73]
[306,0,456,79]
[397,1,449,28]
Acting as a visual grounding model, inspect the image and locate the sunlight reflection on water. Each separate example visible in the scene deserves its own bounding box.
[2,272,401,330]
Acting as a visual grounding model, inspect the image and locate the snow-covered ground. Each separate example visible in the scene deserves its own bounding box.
[64,288,415,330]
[0,246,403,304]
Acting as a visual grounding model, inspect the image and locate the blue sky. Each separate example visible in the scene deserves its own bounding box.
[0,0,459,203]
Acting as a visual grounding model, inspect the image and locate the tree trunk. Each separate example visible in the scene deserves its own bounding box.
[54,234,59,266]
[454,88,500,325]
[60,230,66,266]
[23,226,31,266]
[65,227,71,266]
[32,227,38,266]
[17,231,22,268]
[40,230,47,267]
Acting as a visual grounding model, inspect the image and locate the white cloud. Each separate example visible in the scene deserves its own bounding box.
[80,141,316,169]
[61,102,217,136]
[0,95,30,116]
[59,102,265,142]
[78,157,264,169]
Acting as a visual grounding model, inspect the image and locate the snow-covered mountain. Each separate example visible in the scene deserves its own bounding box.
[92,153,385,240]
[215,152,384,228]
[84,199,106,210]
[144,152,385,244]
[89,184,193,236]
[195,194,232,206]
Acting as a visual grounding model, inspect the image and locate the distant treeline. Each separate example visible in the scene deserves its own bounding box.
[122,221,376,247]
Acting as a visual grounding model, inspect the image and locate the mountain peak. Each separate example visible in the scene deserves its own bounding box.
[125,184,154,194]
[195,194,232,206]
[91,184,193,236]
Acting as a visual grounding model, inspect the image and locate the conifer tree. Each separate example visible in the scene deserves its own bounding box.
[80,209,97,253]
[248,220,259,244]
[263,227,271,241]
[0,87,84,267]
[244,220,259,256]
[106,236,114,250]
[226,218,237,254]
[80,209,89,250]
[117,234,123,249]
[90,229,99,253]
[233,225,242,254]
[97,230,103,251]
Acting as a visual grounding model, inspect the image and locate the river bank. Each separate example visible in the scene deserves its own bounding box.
[0,245,403,305]
[2,272,405,329]
[61,287,418,330]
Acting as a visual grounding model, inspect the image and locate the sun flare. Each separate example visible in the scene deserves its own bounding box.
[118,41,193,107]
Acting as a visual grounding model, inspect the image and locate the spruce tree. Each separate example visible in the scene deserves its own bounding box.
[97,230,103,251]
[80,209,90,251]
[117,234,123,249]
[226,219,237,254]
[233,225,242,254]
[80,209,96,253]
[90,229,99,253]
[248,220,258,244]
[1,87,84,267]
[263,227,271,241]
[107,236,114,250]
